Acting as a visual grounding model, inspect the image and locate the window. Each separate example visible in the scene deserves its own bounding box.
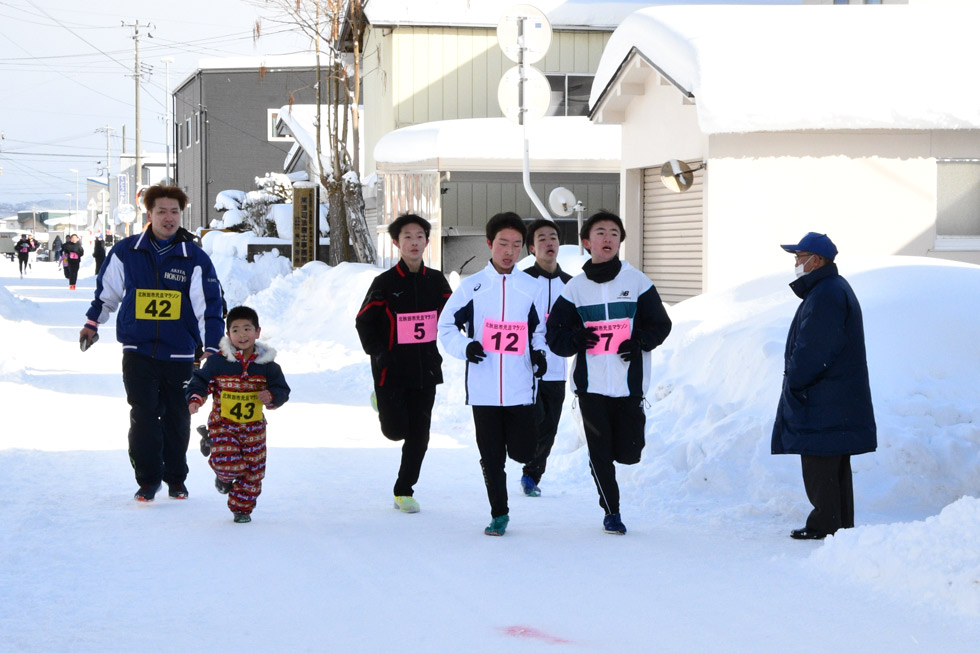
[267,108,294,142]
[194,112,201,143]
[545,74,594,117]
[185,118,192,148]
[935,160,980,249]
[176,124,182,151]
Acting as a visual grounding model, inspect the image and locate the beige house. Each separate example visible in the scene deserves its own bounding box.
[589,4,980,303]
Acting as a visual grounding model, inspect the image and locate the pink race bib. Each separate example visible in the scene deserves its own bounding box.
[396,311,437,344]
[482,319,528,355]
[69,252,79,260]
[585,319,631,355]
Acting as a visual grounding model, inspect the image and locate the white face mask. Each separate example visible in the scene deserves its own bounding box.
[794,255,813,279]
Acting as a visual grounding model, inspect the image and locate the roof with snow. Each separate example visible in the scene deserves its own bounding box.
[590,4,980,134]
[363,0,798,31]
[374,117,620,173]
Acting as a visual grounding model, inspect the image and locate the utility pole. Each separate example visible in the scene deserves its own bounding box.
[95,126,114,238]
[161,56,174,184]
[123,20,153,230]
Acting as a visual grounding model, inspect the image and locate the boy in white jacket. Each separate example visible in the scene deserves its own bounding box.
[438,212,548,536]
[546,212,672,535]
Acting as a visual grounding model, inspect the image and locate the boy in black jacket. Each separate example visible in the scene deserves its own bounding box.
[355,214,452,513]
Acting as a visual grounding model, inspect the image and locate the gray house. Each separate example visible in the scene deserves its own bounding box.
[173,55,326,232]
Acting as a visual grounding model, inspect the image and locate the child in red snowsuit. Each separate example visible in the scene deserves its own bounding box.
[186,306,290,523]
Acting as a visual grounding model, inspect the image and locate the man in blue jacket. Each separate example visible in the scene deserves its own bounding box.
[772,232,877,540]
[79,185,225,502]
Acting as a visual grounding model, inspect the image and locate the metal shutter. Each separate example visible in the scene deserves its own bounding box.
[641,163,704,304]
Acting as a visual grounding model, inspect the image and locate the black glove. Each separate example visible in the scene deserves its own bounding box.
[466,341,487,364]
[571,327,600,352]
[617,338,642,362]
[530,349,547,378]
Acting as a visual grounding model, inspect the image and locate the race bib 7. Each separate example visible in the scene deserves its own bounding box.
[220,391,264,423]
[482,319,528,355]
[396,311,437,344]
[585,319,631,355]
[135,289,181,320]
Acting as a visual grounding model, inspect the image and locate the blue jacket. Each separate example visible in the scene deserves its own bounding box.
[771,263,877,456]
[84,228,225,361]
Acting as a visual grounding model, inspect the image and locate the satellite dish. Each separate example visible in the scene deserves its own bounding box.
[548,187,577,217]
[498,65,551,124]
[660,159,706,193]
[497,5,553,65]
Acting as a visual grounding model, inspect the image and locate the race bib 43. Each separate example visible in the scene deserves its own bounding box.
[220,391,264,423]
[135,289,181,320]
[482,319,528,355]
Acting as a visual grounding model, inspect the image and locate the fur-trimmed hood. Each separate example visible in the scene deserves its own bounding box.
[219,335,277,363]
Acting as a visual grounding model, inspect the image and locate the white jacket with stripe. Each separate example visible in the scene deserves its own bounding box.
[438,262,547,406]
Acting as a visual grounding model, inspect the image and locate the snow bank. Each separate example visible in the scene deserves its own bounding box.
[811,496,980,617]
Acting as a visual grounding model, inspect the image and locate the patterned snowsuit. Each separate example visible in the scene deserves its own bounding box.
[186,337,290,515]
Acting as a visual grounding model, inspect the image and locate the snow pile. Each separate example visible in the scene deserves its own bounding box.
[213,190,246,212]
[811,496,980,617]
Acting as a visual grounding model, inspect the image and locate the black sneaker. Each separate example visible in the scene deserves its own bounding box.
[233,512,251,523]
[168,482,189,499]
[134,483,161,502]
[197,425,212,457]
[215,477,233,495]
[603,512,627,535]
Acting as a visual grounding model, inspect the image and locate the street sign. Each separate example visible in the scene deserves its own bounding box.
[118,203,136,223]
[497,5,552,64]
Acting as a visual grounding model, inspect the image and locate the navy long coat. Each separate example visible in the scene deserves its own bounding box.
[772,263,877,456]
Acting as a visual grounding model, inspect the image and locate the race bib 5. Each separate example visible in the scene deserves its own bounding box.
[396,311,437,344]
[482,319,528,355]
[220,391,264,423]
[135,289,181,320]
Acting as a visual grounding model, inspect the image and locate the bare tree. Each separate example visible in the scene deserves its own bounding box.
[251,0,376,265]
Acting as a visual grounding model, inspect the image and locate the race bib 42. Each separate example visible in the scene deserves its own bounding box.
[135,289,181,320]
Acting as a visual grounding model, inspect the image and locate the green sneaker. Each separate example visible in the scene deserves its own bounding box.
[484,514,509,536]
[233,512,251,524]
[393,496,421,513]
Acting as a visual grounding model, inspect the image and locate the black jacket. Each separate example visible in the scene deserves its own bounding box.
[355,260,452,389]
[772,263,877,456]
[62,241,84,263]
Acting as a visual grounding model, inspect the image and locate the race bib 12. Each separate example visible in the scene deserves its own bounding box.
[482,319,528,355]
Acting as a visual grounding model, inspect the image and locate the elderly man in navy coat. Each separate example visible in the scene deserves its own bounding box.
[772,232,877,540]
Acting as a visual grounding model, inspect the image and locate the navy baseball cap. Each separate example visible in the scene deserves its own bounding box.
[780,232,837,260]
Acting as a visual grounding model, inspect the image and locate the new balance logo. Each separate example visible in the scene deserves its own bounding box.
[618,290,630,298]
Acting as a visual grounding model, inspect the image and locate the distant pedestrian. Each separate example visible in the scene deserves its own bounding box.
[93,235,106,274]
[772,232,877,540]
[27,236,38,270]
[14,234,33,277]
[186,306,290,523]
[62,234,84,289]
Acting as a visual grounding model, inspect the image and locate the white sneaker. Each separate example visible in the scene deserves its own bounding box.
[393,496,420,513]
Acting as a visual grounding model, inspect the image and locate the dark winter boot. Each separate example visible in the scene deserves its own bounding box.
[134,483,161,502]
